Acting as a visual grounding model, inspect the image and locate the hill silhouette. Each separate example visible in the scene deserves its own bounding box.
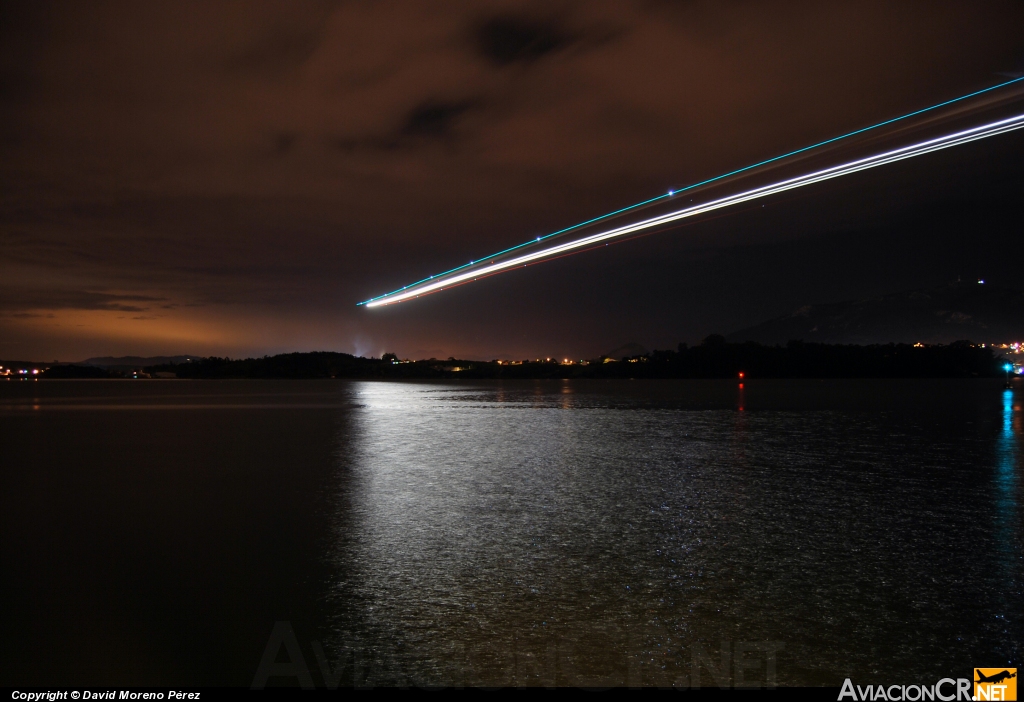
[138,343,1006,380]
[603,343,649,360]
[728,282,1024,345]
[80,355,199,370]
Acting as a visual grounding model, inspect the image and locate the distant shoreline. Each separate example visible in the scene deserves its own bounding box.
[7,340,1015,380]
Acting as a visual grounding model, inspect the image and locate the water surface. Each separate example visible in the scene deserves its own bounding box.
[1,379,1019,686]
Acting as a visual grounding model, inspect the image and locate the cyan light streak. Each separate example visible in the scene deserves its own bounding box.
[358,76,1024,306]
[364,112,1024,308]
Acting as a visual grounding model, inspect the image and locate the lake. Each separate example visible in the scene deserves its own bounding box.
[0,379,1019,687]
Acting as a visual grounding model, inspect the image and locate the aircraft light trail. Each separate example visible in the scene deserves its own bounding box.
[358,77,1024,308]
[362,111,1024,308]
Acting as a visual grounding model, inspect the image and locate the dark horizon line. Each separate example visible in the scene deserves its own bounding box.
[6,339,1017,381]
[0,337,1017,369]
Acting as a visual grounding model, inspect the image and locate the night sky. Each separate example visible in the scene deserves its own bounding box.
[3,1,1024,361]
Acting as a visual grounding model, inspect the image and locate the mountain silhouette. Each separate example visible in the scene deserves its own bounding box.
[603,343,649,360]
[728,282,1024,345]
[80,355,200,369]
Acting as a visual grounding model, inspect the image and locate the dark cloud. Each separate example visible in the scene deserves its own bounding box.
[219,2,336,76]
[0,288,164,313]
[272,132,298,155]
[224,28,323,76]
[474,15,572,66]
[401,100,477,138]
[7,312,56,320]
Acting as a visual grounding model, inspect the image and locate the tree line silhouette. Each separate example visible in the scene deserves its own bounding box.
[124,337,1007,380]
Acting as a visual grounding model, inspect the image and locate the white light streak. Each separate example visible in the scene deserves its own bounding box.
[366,113,1024,307]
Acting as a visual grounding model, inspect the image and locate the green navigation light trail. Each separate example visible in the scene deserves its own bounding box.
[361,77,1024,308]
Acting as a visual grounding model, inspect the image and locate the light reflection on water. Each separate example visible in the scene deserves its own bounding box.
[322,380,1023,686]
[0,379,1019,686]
[993,390,1021,664]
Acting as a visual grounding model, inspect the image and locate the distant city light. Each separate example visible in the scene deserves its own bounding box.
[978,279,985,284]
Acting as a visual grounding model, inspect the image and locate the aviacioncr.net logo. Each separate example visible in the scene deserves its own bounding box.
[839,678,972,701]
